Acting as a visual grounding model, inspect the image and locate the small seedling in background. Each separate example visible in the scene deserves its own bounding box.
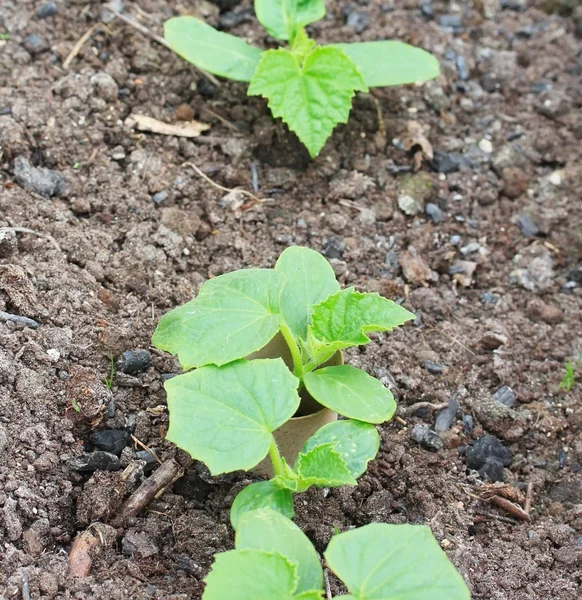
[163,0,439,157]
[560,349,582,392]
[103,353,115,390]
[202,508,471,600]
[153,246,414,526]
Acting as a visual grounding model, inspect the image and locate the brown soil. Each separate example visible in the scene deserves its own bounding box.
[1,1,582,598]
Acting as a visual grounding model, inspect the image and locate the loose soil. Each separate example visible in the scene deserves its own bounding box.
[1,1,582,598]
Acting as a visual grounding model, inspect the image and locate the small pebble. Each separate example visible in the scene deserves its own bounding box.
[398,194,423,216]
[478,139,493,154]
[517,214,540,237]
[567,266,582,283]
[89,429,130,455]
[462,414,473,435]
[37,2,58,19]
[435,396,459,432]
[322,236,346,260]
[465,434,511,482]
[449,234,462,246]
[423,360,446,374]
[493,386,516,408]
[411,425,444,451]
[439,15,462,29]
[117,349,152,375]
[421,3,434,19]
[24,33,47,55]
[480,291,497,304]
[425,203,443,224]
[68,451,120,472]
[152,190,168,205]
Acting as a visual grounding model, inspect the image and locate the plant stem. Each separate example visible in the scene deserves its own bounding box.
[280,322,303,378]
[269,439,285,477]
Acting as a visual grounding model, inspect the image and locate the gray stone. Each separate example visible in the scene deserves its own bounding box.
[13,156,66,198]
[90,72,119,103]
[517,214,540,237]
[493,386,516,408]
[411,425,444,451]
[37,2,58,19]
[435,396,459,432]
[398,194,423,216]
[425,203,443,224]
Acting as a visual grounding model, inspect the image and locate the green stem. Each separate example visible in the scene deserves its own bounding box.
[269,439,285,477]
[280,322,303,378]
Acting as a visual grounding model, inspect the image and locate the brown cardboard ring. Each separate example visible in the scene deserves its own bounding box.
[247,333,342,477]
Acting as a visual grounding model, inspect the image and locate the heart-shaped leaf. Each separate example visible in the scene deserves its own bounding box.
[236,508,323,594]
[152,269,285,369]
[308,288,415,357]
[275,246,340,341]
[325,524,471,600]
[231,480,294,530]
[294,443,356,488]
[300,420,380,479]
[248,46,367,158]
[304,366,396,424]
[255,0,326,41]
[165,359,300,474]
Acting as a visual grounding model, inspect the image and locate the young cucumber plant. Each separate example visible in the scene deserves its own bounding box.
[203,508,471,600]
[163,0,439,157]
[152,246,414,526]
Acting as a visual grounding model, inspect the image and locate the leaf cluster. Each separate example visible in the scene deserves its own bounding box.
[203,508,471,600]
[153,246,413,525]
[163,1,439,157]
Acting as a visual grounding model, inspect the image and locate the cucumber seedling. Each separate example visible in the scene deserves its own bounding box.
[152,246,414,526]
[163,0,439,157]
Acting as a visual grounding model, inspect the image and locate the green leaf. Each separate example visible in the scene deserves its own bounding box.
[295,443,356,488]
[307,288,415,356]
[248,46,368,158]
[164,17,261,82]
[300,420,380,479]
[255,0,326,41]
[324,524,471,600]
[165,359,300,474]
[304,366,396,424]
[203,549,300,600]
[231,481,294,530]
[236,509,323,594]
[275,246,340,340]
[152,269,285,369]
[332,41,440,88]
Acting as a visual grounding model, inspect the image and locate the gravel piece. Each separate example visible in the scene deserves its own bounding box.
[68,451,121,472]
[493,386,516,408]
[411,425,444,451]
[466,434,512,482]
[117,350,152,375]
[37,2,58,19]
[435,396,459,432]
[90,429,130,455]
[13,156,66,198]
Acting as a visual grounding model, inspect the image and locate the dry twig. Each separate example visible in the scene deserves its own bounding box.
[400,401,449,415]
[131,434,162,465]
[105,5,220,86]
[115,459,184,523]
[63,23,101,69]
[524,481,534,515]
[0,226,61,252]
[183,161,266,207]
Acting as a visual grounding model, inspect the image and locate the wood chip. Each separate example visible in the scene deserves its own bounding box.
[125,114,210,138]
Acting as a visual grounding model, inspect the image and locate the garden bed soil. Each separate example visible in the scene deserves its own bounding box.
[1,0,582,598]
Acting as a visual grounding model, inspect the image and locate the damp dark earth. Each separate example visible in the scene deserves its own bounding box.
[1,0,582,598]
